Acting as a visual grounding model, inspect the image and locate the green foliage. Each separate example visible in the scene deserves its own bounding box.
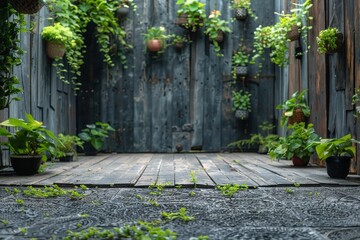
[41,23,73,46]
[161,207,195,222]
[353,88,360,118]
[0,4,25,110]
[56,133,84,158]
[176,0,206,32]
[149,181,171,195]
[0,114,60,161]
[232,90,251,112]
[78,122,115,151]
[204,10,231,56]
[285,188,294,194]
[315,134,358,160]
[143,26,171,53]
[15,199,24,205]
[217,184,248,197]
[230,0,257,19]
[269,123,319,161]
[316,27,340,54]
[189,170,197,188]
[276,89,310,127]
[117,0,137,11]
[20,185,84,200]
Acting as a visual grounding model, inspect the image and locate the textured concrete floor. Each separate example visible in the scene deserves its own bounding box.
[0,186,360,239]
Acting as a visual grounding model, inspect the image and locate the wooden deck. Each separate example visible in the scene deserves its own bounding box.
[0,153,360,187]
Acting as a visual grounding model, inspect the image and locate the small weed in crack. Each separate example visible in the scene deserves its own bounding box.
[217,184,248,197]
[161,207,195,222]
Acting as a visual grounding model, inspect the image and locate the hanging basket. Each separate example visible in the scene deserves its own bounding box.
[234,8,247,21]
[10,0,44,14]
[147,39,163,52]
[116,6,130,19]
[325,32,343,54]
[288,108,306,125]
[287,25,300,41]
[235,109,249,120]
[177,13,188,27]
[236,66,248,76]
[46,41,66,59]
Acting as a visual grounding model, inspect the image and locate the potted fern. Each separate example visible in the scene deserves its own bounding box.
[232,90,251,120]
[41,23,73,59]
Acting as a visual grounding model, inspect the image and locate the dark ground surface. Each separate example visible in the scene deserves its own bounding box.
[0,186,360,239]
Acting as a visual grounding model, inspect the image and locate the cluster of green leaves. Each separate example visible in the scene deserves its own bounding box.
[252,0,312,67]
[315,134,359,160]
[204,10,231,56]
[231,90,252,112]
[276,89,310,127]
[230,0,257,19]
[353,88,360,118]
[232,47,251,81]
[118,0,137,11]
[78,122,115,151]
[149,181,171,195]
[0,3,25,110]
[176,0,206,32]
[41,22,73,45]
[217,184,248,197]
[56,133,84,158]
[189,170,197,188]
[316,27,340,54]
[161,207,195,222]
[269,122,319,161]
[46,0,132,92]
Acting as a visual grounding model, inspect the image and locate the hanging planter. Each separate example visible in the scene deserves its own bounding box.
[116,5,130,18]
[10,0,44,14]
[46,41,66,59]
[317,28,343,54]
[147,39,163,52]
[176,13,188,27]
[214,31,224,43]
[287,25,300,41]
[234,8,247,21]
[41,23,73,59]
[288,108,306,125]
[236,66,248,76]
[235,109,249,120]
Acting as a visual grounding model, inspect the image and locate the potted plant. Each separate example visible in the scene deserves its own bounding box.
[116,0,136,18]
[276,89,310,127]
[0,114,59,175]
[41,23,73,59]
[56,134,84,162]
[230,0,257,21]
[143,26,170,52]
[176,0,206,32]
[171,35,191,50]
[269,123,319,166]
[10,0,45,14]
[232,90,251,120]
[204,10,231,56]
[232,48,250,80]
[316,27,343,54]
[78,122,115,156]
[315,134,359,179]
[353,88,360,118]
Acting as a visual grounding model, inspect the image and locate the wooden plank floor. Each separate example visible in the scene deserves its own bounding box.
[0,153,360,187]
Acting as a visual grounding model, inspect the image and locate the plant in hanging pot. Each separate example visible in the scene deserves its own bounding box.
[232,48,250,81]
[316,27,343,54]
[176,0,206,32]
[269,123,319,167]
[232,90,251,120]
[116,0,136,18]
[10,0,45,14]
[352,88,360,118]
[276,89,310,127]
[204,10,231,57]
[171,35,191,50]
[41,22,74,59]
[230,0,257,21]
[315,134,359,179]
[56,134,84,162]
[0,114,60,175]
[143,26,170,53]
[78,122,115,156]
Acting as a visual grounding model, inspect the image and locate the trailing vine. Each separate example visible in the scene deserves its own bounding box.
[47,0,133,92]
[0,2,26,109]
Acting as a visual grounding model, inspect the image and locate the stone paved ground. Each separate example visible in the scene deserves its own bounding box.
[0,186,360,239]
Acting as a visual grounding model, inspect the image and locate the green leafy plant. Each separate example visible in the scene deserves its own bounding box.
[0,114,60,161]
[117,0,137,11]
[217,184,248,197]
[204,10,231,56]
[149,181,171,195]
[0,4,25,110]
[56,134,84,158]
[353,88,360,118]
[232,47,251,81]
[276,89,310,127]
[171,35,191,49]
[316,27,342,54]
[189,170,197,188]
[230,0,257,19]
[269,122,319,161]
[176,0,206,32]
[285,188,294,194]
[232,90,252,112]
[78,122,115,151]
[41,22,73,46]
[315,134,358,160]
[161,208,195,222]
[143,26,171,53]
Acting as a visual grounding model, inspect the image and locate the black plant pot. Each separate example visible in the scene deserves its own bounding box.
[10,155,42,176]
[59,153,74,162]
[84,142,98,156]
[326,156,351,179]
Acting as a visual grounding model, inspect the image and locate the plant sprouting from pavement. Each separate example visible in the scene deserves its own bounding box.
[190,170,198,188]
[161,207,195,222]
[149,181,171,195]
[217,184,248,197]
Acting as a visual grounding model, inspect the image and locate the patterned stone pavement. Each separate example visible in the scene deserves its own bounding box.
[0,186,360,239]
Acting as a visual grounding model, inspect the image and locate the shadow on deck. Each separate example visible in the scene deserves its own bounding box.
[1,153,360,187]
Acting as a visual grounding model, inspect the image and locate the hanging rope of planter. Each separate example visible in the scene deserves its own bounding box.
[9,0,44,14]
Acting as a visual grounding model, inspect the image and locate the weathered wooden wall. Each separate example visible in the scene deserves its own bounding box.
[77,0,276,153]
[0,3,76,167]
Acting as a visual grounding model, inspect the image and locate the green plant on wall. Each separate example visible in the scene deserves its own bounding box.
[41,23,73,46]
[316,27,341,54]
[176,0,206,32]
[0,3,25,110]
[353,88,360,118]
[230,0,257,19]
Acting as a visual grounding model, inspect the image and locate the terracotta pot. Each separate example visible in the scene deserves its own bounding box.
[234,8,247,21]
[287,25,300,41]
[46,41,66,59]
[292,156,309,167]
[288,108,306,125]
[10,0,44,14]
[10,155,42,175]
[326,156,351,179]
[147,39,163,52]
